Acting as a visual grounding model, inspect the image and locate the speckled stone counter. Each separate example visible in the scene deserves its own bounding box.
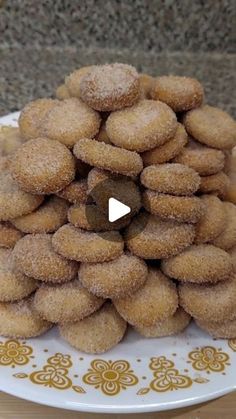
[0,47,235,117]
[0,0,235,118]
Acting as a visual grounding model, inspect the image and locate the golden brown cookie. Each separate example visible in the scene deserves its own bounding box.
[41,98,101,148]
[79,253,148,299]
[196,317,236,338]
[0,222,23,248]
[0,296,52,338]
[162,244,233,283]
[52,224,124,263]
[151,76,204,112]
[183,105,236,150]
[135,308,191,338]
[143,190,203,223]
[13,234,78,283]
[56,179,88,205]
[194,195,226,244]
[0,248,37,302]
[10,138,75,194]
[12,196,69,233]
[79,63,140,111]
[59,302,127,354]
[106,99,177,152]
[174,141,225,175]
[0,171,43,221]
[125,213,195,259]
[142,123,188,166]
[199,171,230,199]
[212,202,236,250]
[179,277,236,322]
[19,98,58,140]
[113,268,178,327]
[73,138,143,177]
[33,279,104,323]
[141,163,200,196]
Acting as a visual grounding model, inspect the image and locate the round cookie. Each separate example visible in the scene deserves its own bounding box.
[55,84,70,100]
[0,222,23,248]
[199,171,230,198]
[125,213,195,259]
[87,168,141,215]
[194,195,226,244]
[13,234,78,283]
[68,203,131,231]
[10,138,75,194]
[183,105,236,150]
[135,308,191,338]
[73,138,143,177]
[79,63,140,111]
[150,76,204,112]
[143,190,203,223]
[179,277,236,322]
[139,73,155,99]
[12,196,69,234]
[0,296,52,338]
[41,98,101,148]
[113,268,178,327]
[52,224,124,263]
[196,317,236,339]
[212,202,236,250]
[79,253,148,299]
[56,179,88,205]
[106,99,177,152]
[141,163,200,196]
[174,142,225,175]
[18,98,58,140]
[59,302,127,354]
[162,244,233,283]
[33,279,104,323]
[65,66,95,97]
[0,171,43,221]
[0,126,25,156]
[0,248,38,302]
[142,123,188,166]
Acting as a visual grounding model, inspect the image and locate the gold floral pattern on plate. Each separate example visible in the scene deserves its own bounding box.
[83,359,138,396]
[29,353,73,390]
[0,340,33,367]
[228,339,236,352]
[149,356,192,392]
[0,336,234,399]
[188,346,230,373]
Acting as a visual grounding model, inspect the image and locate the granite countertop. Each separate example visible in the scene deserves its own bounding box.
[0,47,235,118]
[0,0,235,118]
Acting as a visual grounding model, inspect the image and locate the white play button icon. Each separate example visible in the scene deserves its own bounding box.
[108,197,131,223]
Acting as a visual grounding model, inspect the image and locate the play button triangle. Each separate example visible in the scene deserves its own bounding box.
[108,197,131,223]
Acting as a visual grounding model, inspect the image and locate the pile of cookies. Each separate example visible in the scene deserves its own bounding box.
[0,63,236,354]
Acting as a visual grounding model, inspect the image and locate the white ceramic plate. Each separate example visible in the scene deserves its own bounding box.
[0,112,236,413]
